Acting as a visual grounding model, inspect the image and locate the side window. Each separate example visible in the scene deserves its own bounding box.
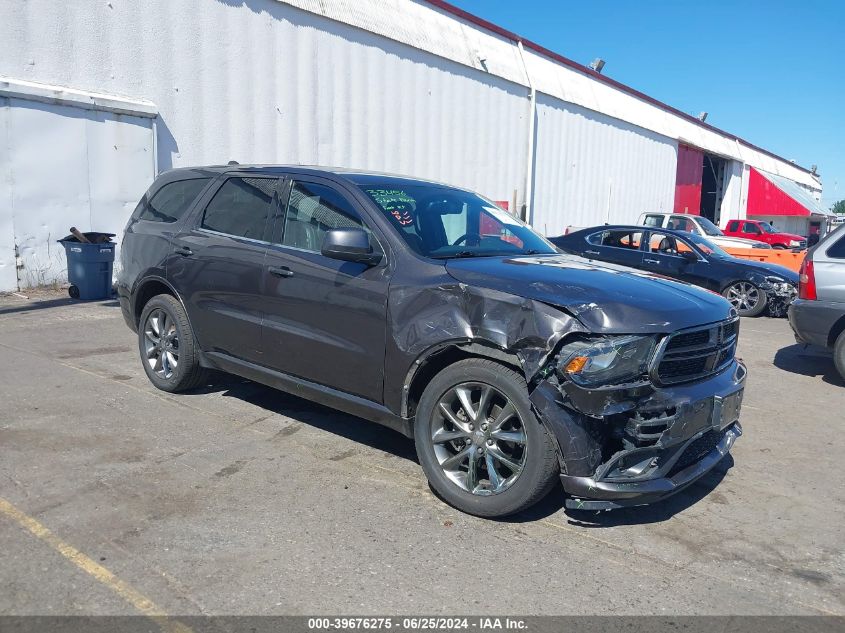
[727,220,739,232]
[281,181,368,252]
[743,222,761,234]
[135,178,210,223]
[826,234,845,259]
[589,230,642,249]
[649,232,680,255]
[586,231,607,246]
[201,177,278,239]
[643,215,664,227]
[671,217,699,234]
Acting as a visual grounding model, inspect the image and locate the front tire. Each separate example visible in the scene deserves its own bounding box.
[414,358,559,517]
[723,281,767,317]
[138,294,207,392]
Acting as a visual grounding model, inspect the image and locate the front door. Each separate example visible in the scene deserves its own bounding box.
[641,231,712,289]
[260,176,389,402]
[168,175,282,363]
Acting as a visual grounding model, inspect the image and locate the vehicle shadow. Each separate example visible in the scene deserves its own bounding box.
[0,297,120,316]
[773,343,844,387]
[506,454,734,525]
[188,373,419,463]
[189,374,736,525]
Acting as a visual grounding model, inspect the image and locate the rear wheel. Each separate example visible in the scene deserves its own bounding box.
[834,330,845,383]
[414,358,559,517]
[138,294,207,392]
[723,281,767,317]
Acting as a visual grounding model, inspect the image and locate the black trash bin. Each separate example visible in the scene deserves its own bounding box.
[58,232,116,300]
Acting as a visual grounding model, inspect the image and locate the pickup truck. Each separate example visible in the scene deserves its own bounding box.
[723,219,806,249]
[638,213,769,250]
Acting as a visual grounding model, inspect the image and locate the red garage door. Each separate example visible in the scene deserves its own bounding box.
[673,144,703,215]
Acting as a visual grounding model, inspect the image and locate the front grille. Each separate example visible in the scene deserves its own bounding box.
[668,428,726,477]
[655,318,739,385]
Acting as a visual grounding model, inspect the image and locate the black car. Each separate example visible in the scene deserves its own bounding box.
[551,225,798,317]
[117,166,744,517]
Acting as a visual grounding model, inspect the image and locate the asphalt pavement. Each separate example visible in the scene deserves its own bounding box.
[0,290,842,616]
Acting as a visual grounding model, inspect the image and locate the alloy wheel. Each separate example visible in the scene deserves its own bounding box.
[143,308,179,379]
[430,382,527,496]
[725,282,761,313]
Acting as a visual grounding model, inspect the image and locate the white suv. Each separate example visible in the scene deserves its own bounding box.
[639,213,771,250]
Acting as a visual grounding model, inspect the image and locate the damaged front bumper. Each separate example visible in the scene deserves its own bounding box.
[531,359,746,511]
[561,422,742,510]
[762,279,797,318]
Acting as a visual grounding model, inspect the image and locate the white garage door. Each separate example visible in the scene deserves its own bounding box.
[0,96,155,291]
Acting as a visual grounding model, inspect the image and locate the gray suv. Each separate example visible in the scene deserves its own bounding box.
[117,165,745,517]
[789,224,845,379]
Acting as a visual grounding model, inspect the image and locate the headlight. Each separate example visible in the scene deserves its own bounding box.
[789,240,801,247]
[557,335,656,387]
[766,276,795,294]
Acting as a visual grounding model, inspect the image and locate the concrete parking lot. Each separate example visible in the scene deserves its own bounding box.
[0,290,843,616]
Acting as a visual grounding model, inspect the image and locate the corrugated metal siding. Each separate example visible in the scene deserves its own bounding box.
[0,0,528,203]
[0,0,820,288]
[0,98,154,288]
[532,96,677,236]
[0,97,16,291]
[719,161,745,228]
[279,0,820,192]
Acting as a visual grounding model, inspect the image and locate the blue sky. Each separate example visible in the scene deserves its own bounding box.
[451,0,845,208]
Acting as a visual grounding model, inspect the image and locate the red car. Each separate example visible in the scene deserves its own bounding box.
[723,219,806,249]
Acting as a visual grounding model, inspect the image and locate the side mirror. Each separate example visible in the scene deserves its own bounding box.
[681,250,698,262]
[321,228,382,265]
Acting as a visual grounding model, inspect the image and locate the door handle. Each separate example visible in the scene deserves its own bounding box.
[175,246,193,257]
[268,266,294,278]
[585,250,599,256]
[644,257,660,264]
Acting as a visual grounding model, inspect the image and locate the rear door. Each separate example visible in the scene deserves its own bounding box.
[260,175,390,402]
[582,228,645,268]
[724,220,741,236]
[642,214,667,229]
[168,175,282,363]
[669,215,701,236]
[816,228,845,302]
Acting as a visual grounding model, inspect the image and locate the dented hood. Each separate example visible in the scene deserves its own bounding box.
[445,254,733,334]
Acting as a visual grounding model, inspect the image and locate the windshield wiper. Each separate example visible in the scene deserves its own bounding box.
[430,251,485,259]
[450,251,483,258]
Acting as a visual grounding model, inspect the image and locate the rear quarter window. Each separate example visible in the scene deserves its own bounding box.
[826,233,845,258]
[135,178,210,223]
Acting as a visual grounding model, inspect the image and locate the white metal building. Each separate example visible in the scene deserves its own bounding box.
[0,0,825,291]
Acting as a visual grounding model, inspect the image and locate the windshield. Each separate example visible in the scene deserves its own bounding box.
[759,222,777,233]
[359,185,557,258]
[696,217,724,236]
[685,232,731,258]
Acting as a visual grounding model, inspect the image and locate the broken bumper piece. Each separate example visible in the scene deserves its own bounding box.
[562,422,742,510]
[531,358,746,511]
